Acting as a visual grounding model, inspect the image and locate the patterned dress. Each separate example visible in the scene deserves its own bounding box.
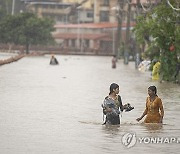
[103,95,123,125]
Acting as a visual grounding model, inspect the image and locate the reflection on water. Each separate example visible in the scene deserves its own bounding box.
[142,123,163,133]
[0,55,179,154]
[102,124,120,135]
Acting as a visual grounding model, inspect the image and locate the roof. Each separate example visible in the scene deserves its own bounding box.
[53,33,112,40]
[54,22,136,29]
[26,2,72,6]
[131,0,157,4]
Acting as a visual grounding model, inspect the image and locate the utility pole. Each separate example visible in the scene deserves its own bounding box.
[115,0,125,58]
[124,0,132,64]
[9,0,15,53]
[93,0,97,23]
[12,0,15,15]
[125,1,131,47]
[135,0,142,68]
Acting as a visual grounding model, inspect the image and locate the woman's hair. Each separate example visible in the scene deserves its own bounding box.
[109,83,119,95]
[148,86,157,95]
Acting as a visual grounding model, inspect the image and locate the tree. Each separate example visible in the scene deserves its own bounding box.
[0,8,6,20]
[0,15,17,44]
[0,12,55,54]
[0,0,12,15]
[133,0,180,81]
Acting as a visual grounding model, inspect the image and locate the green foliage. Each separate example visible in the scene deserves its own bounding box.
[0,12,55,53]
[133,0,180,82]
[0,0,12,15]
[0,8,7,20]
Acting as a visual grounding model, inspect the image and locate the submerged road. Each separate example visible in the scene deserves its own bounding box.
[0,54,180,154]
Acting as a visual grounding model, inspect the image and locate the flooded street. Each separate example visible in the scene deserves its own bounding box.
[0,55,180,154]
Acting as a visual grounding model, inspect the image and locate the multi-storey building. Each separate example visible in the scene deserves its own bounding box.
[63,0,94,9]
[20,0,154,55]
[94,0,117,23]
[21,0,94,23]
[53,0,137,55]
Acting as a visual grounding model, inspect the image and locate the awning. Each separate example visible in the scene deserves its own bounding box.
[53,33,113,41]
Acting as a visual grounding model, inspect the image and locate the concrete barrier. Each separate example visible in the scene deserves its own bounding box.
[0,54,25,66]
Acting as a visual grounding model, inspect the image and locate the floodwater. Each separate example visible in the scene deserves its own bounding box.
[0,52,18,59]
[0,54,179,154]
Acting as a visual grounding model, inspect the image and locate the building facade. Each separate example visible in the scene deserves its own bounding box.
[20,0,154,55]
[53,22,135,55]
[22,0,94,23]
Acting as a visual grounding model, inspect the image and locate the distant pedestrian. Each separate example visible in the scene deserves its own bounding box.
[152,61,161,81]
[174,62,180,83]
[50,55,59,65]
[112,55,117,68]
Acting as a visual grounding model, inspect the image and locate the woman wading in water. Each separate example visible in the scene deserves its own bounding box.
[136,86,164,123]
[102,83,123,125]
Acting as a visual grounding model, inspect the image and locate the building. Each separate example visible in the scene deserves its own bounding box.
[63,0,94,9]
[21,0,153,24]
[93,0,117,23]
[22,0,94,23]
[52,0,138,55]
[20,0,158,55]
[53,22,136,55]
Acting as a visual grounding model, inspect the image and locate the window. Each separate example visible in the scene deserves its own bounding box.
[84,40,89,48]
[104,0,109,6]
[42,4,48,9]
[49,4,55,9]
[87,12,93,18]
[71,39,76,47]
[100,11,109,22]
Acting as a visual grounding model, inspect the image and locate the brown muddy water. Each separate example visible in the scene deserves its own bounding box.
[0,54,179,154]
